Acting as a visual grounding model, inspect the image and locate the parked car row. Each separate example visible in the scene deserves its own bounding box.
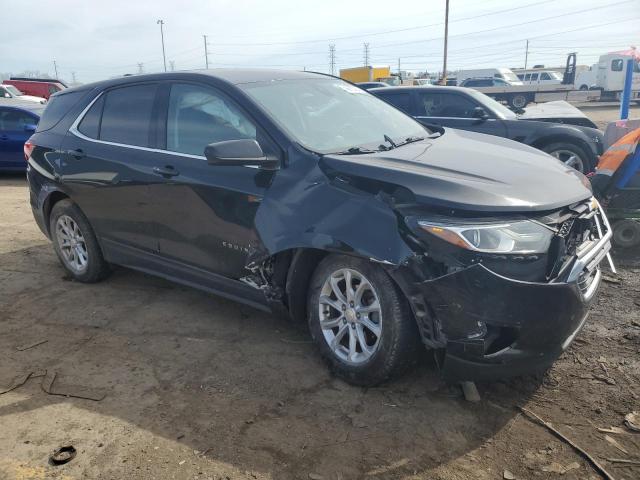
[23,69,612,387]
[0,100,43,171]
[370,85,603,173]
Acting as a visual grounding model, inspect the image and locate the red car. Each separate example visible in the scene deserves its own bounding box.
[3,78,66,100]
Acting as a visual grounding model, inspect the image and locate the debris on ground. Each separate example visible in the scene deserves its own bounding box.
[624,412,640,432]
[50,446,77,465]
[41,370,106,401]
[602,274,621,284]
[502,469,515,479]
[15,339,48,351]
[460,381,481,402]
[519,407,616,480]
[541,461,580,474]
[604,434,628,454]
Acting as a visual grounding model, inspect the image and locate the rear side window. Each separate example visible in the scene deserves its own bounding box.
[36,90,85,132]
[377,92,412,114]
[100,84,157,147]
[78,96,105,139]
[0,109,37,130]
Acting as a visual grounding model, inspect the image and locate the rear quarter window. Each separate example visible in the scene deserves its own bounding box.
[36,90,86,132]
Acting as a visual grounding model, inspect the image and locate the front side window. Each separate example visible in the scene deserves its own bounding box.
[5,85,23,96]
[540,72,552,80]
[100,84,157,147]
[240,78,425,154]
[166,83,256,156]
[417,92,477,118]
[530,73,539,81]
[377,92,412,114]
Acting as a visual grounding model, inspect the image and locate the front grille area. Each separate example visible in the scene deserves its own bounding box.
[544,198,610,290]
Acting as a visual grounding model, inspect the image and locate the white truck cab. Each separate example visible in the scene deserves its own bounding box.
[593,53,640,100]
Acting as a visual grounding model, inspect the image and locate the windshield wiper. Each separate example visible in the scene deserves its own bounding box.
[332,146,378,155]
[395,136,426,147]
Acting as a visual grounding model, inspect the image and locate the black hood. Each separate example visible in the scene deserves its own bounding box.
[320,128,592,213]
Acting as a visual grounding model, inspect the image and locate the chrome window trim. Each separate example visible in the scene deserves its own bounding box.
[68,90,260,168]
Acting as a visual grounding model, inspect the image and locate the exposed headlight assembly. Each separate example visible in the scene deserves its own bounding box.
[418,220,553,254]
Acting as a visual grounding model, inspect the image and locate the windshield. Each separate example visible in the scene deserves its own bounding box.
[464,88,517,119]
[549,71,563,80]
[5,85,23,96]
[240,78,427,154]
[501,71,521,83]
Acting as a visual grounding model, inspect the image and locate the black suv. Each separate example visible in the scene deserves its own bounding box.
[370,86,604,173]
[26,70,612,385]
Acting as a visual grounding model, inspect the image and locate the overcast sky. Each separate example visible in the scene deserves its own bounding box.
[1,0,638,83]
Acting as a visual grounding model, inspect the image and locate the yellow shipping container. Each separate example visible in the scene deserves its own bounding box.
[339,66,391,83]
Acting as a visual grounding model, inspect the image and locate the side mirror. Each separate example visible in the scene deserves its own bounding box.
[472,107,489,120]
[24,124,37,133]
[205,139,277,169]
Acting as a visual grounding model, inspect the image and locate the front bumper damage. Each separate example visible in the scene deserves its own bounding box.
[392,203,613,382]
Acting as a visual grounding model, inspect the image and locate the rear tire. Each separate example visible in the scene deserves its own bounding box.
[307,254,421,386]
[49,199,111,283]
[612,219,640,249]
[541,141,591,174]
[509,93,529,109]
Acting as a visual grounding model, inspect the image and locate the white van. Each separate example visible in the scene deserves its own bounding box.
[456,68,523,85]
[514,69,564,86]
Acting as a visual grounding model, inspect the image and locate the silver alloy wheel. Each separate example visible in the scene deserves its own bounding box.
[549,149,585,173]
[55,215,89,273]
[318,268,382,364]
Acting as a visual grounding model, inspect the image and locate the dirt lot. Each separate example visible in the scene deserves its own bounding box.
[1,107,639,480]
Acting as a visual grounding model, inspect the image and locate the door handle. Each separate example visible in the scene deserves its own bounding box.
[153,165,179,177]
[71,148,84,159]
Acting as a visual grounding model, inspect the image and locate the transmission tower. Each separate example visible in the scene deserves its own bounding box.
[137,63,144,74]
[329,44,336,76]
[363,43,370,66]
[169,60,175,71]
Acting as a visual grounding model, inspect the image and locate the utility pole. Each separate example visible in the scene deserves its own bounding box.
[53,60,59,79]
[157,19,167,72]
[137,63,144,74]
[169,60,175,71]
[203,35,209,69]
[71,71,77,84]
[524,39,529,71]
[398,58,402,82]
[363,43,370,66]
[441,0,449,85]
[329,44,336,76]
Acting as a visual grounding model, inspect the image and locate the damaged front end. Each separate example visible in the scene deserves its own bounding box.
[390,198,612,381]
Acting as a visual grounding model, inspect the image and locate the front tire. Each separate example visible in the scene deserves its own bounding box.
[542,141,591,174]
[49,199,110,283]
[612,219,640,249]
[307,254,420,386]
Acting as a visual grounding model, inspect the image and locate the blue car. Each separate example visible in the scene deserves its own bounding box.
[0,100,43,171]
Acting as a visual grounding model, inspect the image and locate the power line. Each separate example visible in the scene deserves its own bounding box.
[204,0,557,46]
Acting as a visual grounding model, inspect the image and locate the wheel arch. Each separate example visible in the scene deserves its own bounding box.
[42,190,71,237]
[531,133,597,172]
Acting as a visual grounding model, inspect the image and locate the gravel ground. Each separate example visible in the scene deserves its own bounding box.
[0,106,638,480]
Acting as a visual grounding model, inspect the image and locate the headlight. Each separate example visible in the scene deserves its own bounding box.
[418,220,553,254]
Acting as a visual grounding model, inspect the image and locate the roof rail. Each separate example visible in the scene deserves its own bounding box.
[9,77,68,88]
